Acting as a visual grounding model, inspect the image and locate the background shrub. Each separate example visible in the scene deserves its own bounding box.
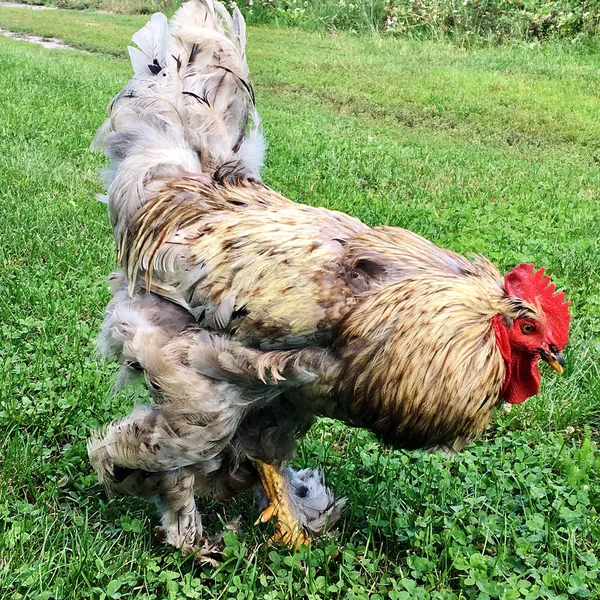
[380,0,600,42]
[11,0,600,41]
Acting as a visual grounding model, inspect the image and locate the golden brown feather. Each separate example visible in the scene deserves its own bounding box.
[116,176,526,451]
[89,0,569,559]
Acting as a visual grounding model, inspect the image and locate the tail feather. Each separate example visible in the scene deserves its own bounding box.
[129,12,170,77]
[170,0,262,175]
[92,0,264,239]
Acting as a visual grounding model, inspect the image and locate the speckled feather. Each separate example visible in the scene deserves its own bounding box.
[121,178,366,347]
[113,171,539,451]
[88,0,550,558]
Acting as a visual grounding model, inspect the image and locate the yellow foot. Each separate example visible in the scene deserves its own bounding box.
[252,459,310,550]
[255,503,309,549]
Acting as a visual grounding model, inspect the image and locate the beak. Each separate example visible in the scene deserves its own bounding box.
[539,347,566,374]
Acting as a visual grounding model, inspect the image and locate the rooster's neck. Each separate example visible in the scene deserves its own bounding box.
[335,271,510,450]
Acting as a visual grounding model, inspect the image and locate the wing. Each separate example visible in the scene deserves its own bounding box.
[343,226,478,283]
[120,178,369,349]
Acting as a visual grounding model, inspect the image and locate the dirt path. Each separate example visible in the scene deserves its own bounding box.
[0,2,76,49]
[0,2,56,8]
[0,2,93,50]
[0,26,77,50]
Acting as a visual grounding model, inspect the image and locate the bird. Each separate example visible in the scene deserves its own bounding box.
[88,0,571,561]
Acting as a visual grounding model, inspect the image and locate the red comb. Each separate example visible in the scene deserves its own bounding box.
[504,263,571,349]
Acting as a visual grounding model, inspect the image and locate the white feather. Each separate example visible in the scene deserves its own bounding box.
[92,0,265,244]
[131,12,170,74]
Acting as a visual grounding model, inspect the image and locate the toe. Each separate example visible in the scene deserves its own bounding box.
[255,504,276,525]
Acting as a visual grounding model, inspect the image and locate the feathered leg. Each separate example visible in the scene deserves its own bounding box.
[88,408,225,563]
[154,469,226,565]
[154,469,203,552]
[252,460,347,549]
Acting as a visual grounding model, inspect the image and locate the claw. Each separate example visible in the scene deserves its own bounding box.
[255,503,276,525]
[189,543,224,567]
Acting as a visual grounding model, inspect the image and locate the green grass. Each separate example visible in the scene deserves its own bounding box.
[1,7,600,600]
[0,7,149,54]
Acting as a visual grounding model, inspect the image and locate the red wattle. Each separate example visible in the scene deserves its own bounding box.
[492,315,541,405]
[504,354,541,404]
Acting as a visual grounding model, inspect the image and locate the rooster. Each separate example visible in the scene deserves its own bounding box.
[88,0,571,560]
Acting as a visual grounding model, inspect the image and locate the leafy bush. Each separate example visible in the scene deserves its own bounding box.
[237,0,387,33]
[381,0,600,42]
[237,0,600,40]
[9,0,600,41]
[16,0,182,13]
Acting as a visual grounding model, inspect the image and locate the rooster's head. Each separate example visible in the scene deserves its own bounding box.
[493,263,571,405]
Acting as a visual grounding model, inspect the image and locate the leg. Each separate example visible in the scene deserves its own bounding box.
[154,469,224,565]
[154,469,203,553]
[252,459,309,549]
[88,407,223,564]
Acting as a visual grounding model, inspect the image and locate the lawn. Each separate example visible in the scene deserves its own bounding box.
[0,5,600,599]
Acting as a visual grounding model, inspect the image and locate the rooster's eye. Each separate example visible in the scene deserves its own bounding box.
[521,323,535,334]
